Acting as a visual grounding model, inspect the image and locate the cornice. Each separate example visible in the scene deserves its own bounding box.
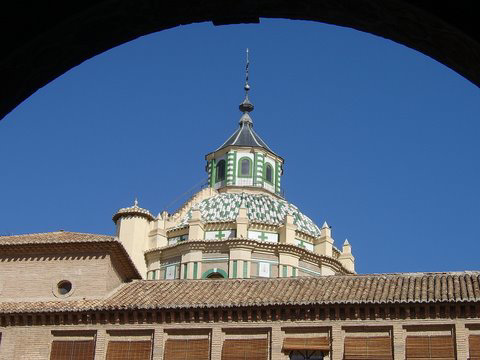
[145,238,352,274]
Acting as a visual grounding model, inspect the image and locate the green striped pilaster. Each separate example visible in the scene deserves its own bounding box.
[226,151,235,186]
[232,151,237,185]
[183,264,187,279]
[254,152,264,187]
[275,161,281,194]
[193,262,198,279]
[232,260,238,278]
[209,159,216,187]
[207,160,212,187]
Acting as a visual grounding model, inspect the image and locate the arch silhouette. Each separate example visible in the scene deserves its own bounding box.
[2,1,479,120]
[202,268,228,279]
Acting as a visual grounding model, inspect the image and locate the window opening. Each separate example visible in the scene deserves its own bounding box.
[207,272,225,279]
[238,157,252,177]
[289,350,324,360]
[265,163,273,183]
[57,280,72,295]
[216,159,226,182]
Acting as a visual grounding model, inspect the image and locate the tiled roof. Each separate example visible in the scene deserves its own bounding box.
[176,192,321,237]
[113,201,154,223]
[0,231,141,280]
[1,272,479,314]
[216,119,274,153]
[0,231,115,245]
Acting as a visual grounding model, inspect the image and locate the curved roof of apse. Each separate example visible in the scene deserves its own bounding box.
[176,192,321,237]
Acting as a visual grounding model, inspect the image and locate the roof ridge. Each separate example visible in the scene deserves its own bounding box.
[0,230,114,238]
[132,270,480,284]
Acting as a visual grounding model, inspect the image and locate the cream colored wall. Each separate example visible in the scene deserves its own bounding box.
[229,248,252,278]
[181,251,202,279]
[116,215,151,278]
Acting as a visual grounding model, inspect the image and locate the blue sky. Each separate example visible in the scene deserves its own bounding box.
[1,19,479,275]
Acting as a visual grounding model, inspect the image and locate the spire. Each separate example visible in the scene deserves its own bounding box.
[239,48,254,117]
[134,197,138,207]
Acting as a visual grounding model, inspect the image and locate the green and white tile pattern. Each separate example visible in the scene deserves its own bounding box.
[178,192,321,237]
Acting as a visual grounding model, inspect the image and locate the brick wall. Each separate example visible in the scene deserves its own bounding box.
[0,252,123,301]
[1,317,478,359]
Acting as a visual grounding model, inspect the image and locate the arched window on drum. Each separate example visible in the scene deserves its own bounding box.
[238,157,252,177]
[216,159,226,182]
[264,163,273,184]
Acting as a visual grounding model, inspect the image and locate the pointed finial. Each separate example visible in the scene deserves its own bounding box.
[239,48,254,115]
[134,197,138,207]
[343,239,350,246]
[322,221,330,229]
[245,48,250,91]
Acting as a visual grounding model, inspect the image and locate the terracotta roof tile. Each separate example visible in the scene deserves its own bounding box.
[2,272,480,314]
[0,231,141,280]
[0,231,115,245]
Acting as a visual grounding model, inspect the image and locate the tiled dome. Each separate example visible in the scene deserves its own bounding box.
[177,193,321,237]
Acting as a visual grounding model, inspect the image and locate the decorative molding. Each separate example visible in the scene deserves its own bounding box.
[145,238,351,274]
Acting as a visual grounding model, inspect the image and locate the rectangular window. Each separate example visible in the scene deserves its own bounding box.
[50,331,96,360]
[282,265,288,277]
[193,262,198,279]
[106,330,153,360]
[106,341,152,360]
[164,338,210,360]
[222,339,268,360]
[292,267,297,277]
[344,336,393,359]
[470,334,480,360]
[258,262,270,278]
[282,337,330,352]
[50,340,95,360]
[243,261,248,278]
[406,335,455,359]
[232,260,237,279]
[168,235,189,246]
[165,265,176,280]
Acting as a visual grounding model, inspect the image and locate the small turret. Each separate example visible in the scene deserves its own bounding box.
[339,239,355,273]
[112,198,154,278]
[314,221,334,257]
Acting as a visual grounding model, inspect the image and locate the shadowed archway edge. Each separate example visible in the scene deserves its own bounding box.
[2,0,480,120]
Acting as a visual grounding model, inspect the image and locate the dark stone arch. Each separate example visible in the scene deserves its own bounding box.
[2,0,479,120]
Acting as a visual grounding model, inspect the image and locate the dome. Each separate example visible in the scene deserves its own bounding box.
[176,192,321,237]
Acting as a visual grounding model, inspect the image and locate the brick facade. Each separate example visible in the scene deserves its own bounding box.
[1,316,480,359]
